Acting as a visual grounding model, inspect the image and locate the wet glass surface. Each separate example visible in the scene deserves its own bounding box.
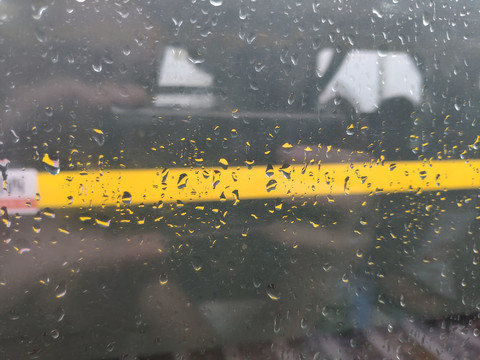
[1,1,480,359]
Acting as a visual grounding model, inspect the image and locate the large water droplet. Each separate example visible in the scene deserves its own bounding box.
[50,329,60,339]
[121,191,132,205]
[209,0,223,6]
[55,282,67,298]
[266,179,277,192]
[191,256,203,271]
[10,130,19,144]
[177,173,188,189]
[218,158,229,169]
[92,62,102,73]
[95,215,111,228]
[266,284,280,301]
[92,129,105,146]
[159,273,168,285]
[42,154,60,175]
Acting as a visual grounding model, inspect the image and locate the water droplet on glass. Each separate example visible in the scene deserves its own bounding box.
[454,97,462,111]
[255,63,265,72]
[265,164,274,177]
[287,93,295,105]
[10,130,19,144]
[42,154,60,175]
[266,179,277,192]
[42,208,55,219]
[50,329,59,339]
[32,6,48,20]
[191,256,203,271]
[122,45,131,56]
[346,124,355,136]
[121,191,132,205]
[159,273,168,285]
[56,307,65,322]
[209,0,223,6]
[106,342,115,353]
[387,323,394,333]
[177,173,188,189]
[95,215,111,228]
[55,282,67,298]
[92,62,102,73]
[246,32,256,44]
[266,284,280,301]
[92,129,105,146]
[218,158,229,169]
[239,5,249,19]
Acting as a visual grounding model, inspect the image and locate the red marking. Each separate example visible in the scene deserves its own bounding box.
[0,198,38,210]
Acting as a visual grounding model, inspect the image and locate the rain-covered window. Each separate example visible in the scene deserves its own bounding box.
[1,1,480,359]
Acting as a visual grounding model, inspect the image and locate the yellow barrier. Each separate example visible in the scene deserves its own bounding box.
[36,159,480,208]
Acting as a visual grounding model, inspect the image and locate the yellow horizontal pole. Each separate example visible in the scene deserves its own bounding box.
[35,159,480,209]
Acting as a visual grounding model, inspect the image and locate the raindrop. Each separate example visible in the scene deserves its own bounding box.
[39,273,50,285]
[239,5,248,19]
[209,0,223,6]
[121,191,132,205]
[290,53,298,66]
[42,153,60,175]
[344,176,350,195]
[55,282,67,298]
[346,124,355,136]
[454,97,462,111]
[253,276,261,288]
[95,215,111,228]
[42,208,55,219]
[10,130,19,144]
[50,329,59,339]
[92,62,102,73]
[266,284,280,300]
[255,63,265,72]
[218,158,229,169]
[287,93,295,105]
[265,164,274,177]
[122,45,131,56]
[279,164,291,179]
[32,6,48,20]
[177,173,188,189]
[372,8,383,18]
[106,342,115,353]
[92,129,105,146]
[159,273,168,285]
[246,32,256,44]
[56,307,65,322]
[266,179,277,192]
[33,223,41,233]
[191,256,203,271]
[188,52,205,64]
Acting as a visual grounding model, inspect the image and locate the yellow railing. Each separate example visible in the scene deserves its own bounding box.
[35,159,480,208]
